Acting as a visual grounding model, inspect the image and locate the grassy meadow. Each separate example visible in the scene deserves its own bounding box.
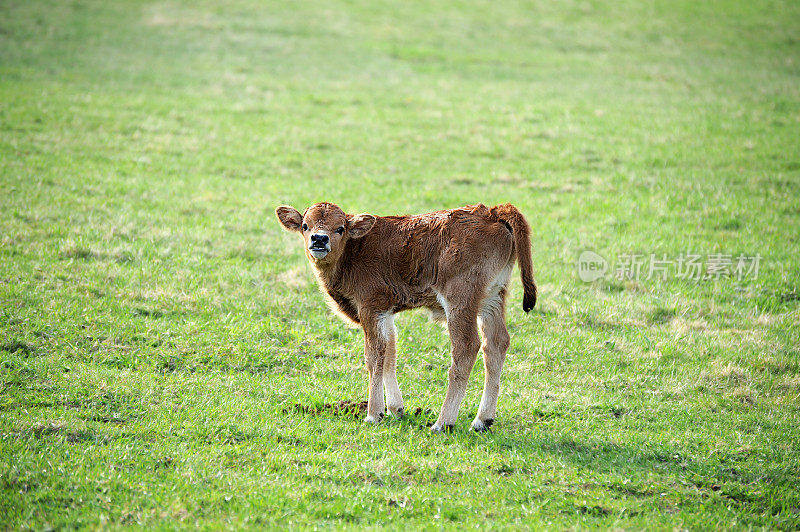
[2,0,799,528]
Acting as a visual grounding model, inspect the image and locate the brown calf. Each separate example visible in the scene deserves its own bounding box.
[275,202,537,432]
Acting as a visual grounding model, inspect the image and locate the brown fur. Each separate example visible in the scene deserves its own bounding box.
[276,202,537,431]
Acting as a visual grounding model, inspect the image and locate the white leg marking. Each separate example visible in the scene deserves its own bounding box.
[434,290,451,326]
[486,265,512,296]
[377,312,395,342]
[378,312,404,417]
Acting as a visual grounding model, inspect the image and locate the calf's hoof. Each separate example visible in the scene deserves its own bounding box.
[388,406,404,418]
[430,423,455,433]
[364,412,384,424]
[471,418,494,432]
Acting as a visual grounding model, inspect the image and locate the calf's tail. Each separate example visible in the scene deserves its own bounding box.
[492,204,537,312]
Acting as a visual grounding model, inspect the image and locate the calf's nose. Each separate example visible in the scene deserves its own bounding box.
[310,234,329,246]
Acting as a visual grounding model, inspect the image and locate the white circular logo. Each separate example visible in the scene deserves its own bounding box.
[577,251,608,282]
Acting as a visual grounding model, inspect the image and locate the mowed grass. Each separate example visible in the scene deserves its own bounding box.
[1,0,799,528]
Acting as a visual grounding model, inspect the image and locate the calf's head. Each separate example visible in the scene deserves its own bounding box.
[276,202,376,265]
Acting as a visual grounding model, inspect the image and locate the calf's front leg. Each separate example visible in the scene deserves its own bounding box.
[361,315,387,424]
[379,312,404,418]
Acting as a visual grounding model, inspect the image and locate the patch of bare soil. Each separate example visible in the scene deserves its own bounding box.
[282,401,433,419]
[283,400,368,416]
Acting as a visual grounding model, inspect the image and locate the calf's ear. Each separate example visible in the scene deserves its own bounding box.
[275,206,303,232]
[347,213,376,239]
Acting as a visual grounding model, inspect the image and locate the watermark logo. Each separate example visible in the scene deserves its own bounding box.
[577,251,609,282]
[577,251,761,282]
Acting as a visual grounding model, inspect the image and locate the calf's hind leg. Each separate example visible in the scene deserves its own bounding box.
[472,289,510,432]
[431,304,481,432]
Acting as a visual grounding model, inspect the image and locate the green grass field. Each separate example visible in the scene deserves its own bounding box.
[2,0,799,529]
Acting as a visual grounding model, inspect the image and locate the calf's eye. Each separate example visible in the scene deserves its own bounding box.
[335,226,345,235]
[302,223,308,231]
